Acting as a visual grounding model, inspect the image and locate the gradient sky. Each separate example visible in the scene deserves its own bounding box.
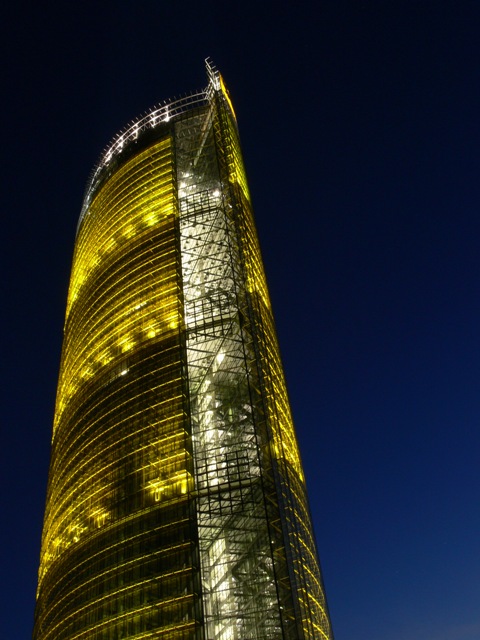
[2,2,480,639]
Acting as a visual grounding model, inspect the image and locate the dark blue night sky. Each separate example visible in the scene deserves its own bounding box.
[2,2,480,639]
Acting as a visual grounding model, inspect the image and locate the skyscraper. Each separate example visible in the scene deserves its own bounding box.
[33,60,334,640]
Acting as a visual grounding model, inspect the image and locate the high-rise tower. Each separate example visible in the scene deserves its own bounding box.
[33,61,334,640]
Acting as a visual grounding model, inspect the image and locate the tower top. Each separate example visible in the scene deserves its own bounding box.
[79,61,235,231]
[205,57,221,90]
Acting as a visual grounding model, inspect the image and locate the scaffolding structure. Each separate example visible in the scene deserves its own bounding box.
[33,61,334,640]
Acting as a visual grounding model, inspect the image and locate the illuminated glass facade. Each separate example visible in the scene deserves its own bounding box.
[33,61,334,640]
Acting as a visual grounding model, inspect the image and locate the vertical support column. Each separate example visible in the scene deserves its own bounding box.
[176,105,283,639]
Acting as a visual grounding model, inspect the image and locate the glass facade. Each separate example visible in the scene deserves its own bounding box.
[33,61,334,640]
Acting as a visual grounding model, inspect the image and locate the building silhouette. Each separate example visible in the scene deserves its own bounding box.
[33,61,334,640]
